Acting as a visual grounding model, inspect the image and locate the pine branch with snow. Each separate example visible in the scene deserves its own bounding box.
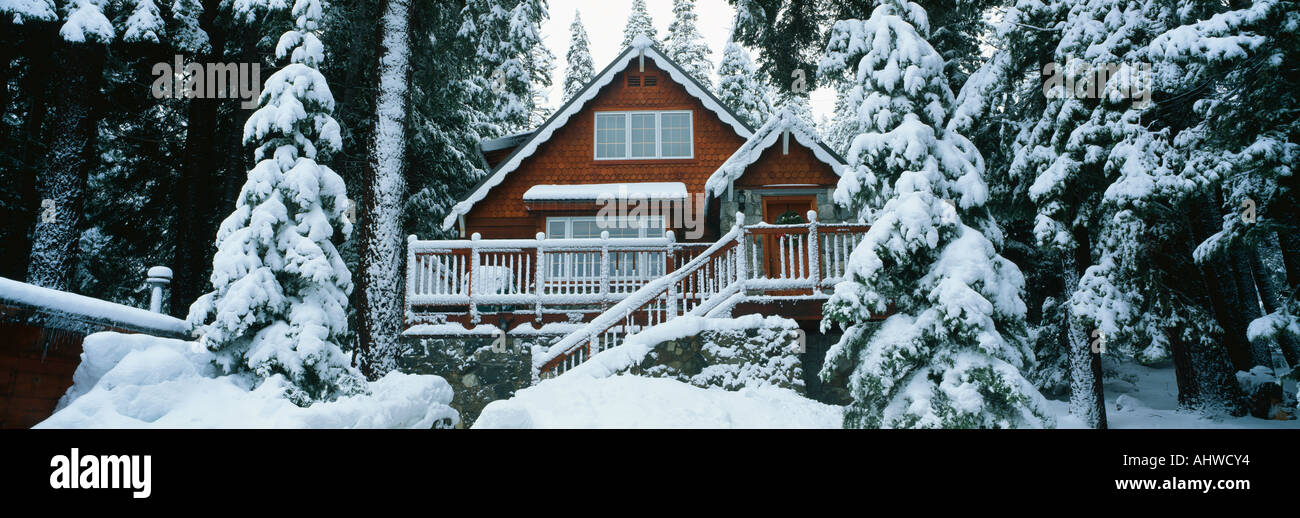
[187,0,366,406]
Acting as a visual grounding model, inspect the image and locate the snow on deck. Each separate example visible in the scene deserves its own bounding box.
[522,182,688,201]
[0,276,188,336]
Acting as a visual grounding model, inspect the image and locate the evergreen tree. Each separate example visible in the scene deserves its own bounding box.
[621,0,658,47]
[411,0,490,240]
[562,10,594,99]
[187,0,365,406]
[729,0,989,96]
[716,39,772,128]
[818,0,1051,429]
[665,0,712,87]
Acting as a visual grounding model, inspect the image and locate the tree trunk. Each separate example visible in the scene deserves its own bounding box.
[1277,223,1300,289]
[1179,212,1247,415]
[4,26,54,280]
[356,0,412,378]
[1228,248,1272,368]
[1061,244,1107,429]
[26,42,104,290]
[1167,328,1198,407]
[1188,194,1255,371]
[1250,242,1300,368]
[170,0,228,318]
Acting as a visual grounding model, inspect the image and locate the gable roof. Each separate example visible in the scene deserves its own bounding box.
[442,35,757,230]
[704,108,848,197]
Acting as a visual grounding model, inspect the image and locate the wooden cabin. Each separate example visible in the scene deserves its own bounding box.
[407,41,872,377]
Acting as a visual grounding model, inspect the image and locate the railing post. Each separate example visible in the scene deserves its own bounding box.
[469,232,481,324]
[665,230,677,317]
[146,266,172,314]
[599,231,610,301]
[807,210,820,290]
[735,212,747,292]
[405,235,417,326]
[535,232,545,322]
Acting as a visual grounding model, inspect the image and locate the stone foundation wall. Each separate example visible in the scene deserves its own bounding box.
[398,334,558,428]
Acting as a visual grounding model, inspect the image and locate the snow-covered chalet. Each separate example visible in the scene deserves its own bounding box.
[406,38,878,379]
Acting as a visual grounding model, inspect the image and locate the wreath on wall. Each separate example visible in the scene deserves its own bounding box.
[775,210,805,225]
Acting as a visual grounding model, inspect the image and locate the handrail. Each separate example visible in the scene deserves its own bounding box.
[534,220,746,375]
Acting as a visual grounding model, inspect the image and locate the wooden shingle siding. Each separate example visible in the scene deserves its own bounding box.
[464,60,747,241]
[735,139,840,189]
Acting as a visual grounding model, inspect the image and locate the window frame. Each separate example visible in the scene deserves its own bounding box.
[545,215,666,240]
[545,215,667,279]
[592,110,693,160]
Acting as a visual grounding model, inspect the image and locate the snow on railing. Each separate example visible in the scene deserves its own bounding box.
[405,232,679,325]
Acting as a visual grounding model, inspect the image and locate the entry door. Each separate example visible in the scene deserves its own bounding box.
[760,196,816,287]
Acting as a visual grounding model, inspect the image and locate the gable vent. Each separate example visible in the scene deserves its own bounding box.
[627,75,641,87]
[643,75,658,86]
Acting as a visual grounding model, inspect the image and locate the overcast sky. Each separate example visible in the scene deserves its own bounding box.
[539,0,836,121]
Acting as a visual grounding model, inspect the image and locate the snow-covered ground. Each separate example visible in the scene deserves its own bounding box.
[1047,360,1299,429]
[37,332,459,429]
[475,359,1298,429]
[474,374,843,429]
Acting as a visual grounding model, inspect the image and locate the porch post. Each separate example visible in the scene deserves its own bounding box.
[807,210,820,291]
[734,212,747,293]
[665,230,677,317]
[535,232,545,322]
[469,232,480,324]
[405,235,416,327]
[599,231,610,302]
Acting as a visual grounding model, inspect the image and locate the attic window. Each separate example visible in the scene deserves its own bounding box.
[627,75,641,87]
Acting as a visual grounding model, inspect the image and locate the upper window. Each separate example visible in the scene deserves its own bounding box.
[594,111,693,160]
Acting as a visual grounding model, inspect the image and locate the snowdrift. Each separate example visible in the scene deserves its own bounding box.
[473,374,842,429]
[37,332,458,429]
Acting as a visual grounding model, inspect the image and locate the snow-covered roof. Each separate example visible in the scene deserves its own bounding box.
[705,108,848,197]
[442,35,756,230]
[0,276,189,337]
[523,182,688,201]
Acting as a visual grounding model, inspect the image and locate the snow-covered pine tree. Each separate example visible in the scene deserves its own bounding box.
[665,0,712,88]
[621,0,658,47]
[187,0,366,406]
[716,39,772,128]
[355,0,412,379]
[817,0,1051,429]
[563,10,594,100]
[26,0,113,291]
[407,3,490,240]
[459,0,553,135]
